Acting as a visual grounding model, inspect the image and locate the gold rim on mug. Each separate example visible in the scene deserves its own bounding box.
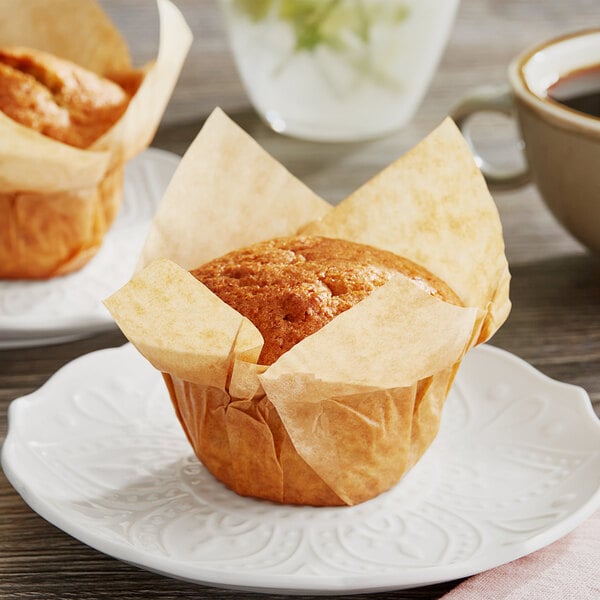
[510,28,600,137]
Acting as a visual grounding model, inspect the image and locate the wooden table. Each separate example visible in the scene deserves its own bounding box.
[1,1,599,598]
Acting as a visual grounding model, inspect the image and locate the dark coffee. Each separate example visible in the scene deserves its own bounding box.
[547,63,600,117]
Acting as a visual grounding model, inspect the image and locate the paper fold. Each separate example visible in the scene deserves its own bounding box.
[91,0,193,162]
[301,118,510,342]
[104,259,263,388]
[138,107,331,271]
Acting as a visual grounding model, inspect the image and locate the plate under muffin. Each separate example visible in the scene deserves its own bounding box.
[0,147,180,348]
[2,342,599,594]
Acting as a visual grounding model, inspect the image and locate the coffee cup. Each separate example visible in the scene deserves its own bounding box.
[451,29,600,253]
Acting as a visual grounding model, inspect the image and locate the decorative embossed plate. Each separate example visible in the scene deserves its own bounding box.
[3,343,600,594]
[0,148,179,349]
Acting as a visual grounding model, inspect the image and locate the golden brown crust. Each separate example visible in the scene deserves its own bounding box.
[191,235,462,365]
[0,46,131,149]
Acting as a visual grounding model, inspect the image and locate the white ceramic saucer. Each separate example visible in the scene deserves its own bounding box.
[2,343,599,594]
[0,148,180,349]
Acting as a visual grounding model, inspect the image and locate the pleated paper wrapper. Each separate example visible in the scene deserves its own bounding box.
[105,109,511,506]
[0,0,192,278]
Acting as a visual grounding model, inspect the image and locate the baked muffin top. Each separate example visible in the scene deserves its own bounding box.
[0,46,131,148]
[191,235,461,365]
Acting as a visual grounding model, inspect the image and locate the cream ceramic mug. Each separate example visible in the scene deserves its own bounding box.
[451,29,600,253]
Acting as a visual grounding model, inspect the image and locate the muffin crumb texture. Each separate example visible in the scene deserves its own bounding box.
[191,235,460,365]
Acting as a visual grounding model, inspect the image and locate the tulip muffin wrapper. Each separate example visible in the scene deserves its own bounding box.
[105,109,510,506]
[0,0,192,278]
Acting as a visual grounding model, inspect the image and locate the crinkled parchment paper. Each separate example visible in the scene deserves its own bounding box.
[105,109,510,505]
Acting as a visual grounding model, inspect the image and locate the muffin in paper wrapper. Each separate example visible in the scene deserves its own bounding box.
[105,109,511,506]
[0,0,192,278]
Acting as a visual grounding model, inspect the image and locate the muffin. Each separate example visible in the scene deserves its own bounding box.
[191,235,462,365]
[105,109,511,507]
[0,47,134,278]
[0,0,192,279]
[150,235,462,505]
[0,47,133,149]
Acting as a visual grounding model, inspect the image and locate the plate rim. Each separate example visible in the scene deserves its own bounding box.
[2,343,600,594]
[0,147,180,345]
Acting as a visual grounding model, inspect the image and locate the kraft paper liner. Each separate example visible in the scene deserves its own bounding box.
[105,110,510,505]
[0,164,124,279]
[0,0,131,74]
[106,262,483,505]
[257,276,483,504]
[0,112,111,194]
[0,0,192,278]
[301,119,511,344]
[137,107,331,272]
[162,373,345,506]
[104,259,263,389]
[91,0,194,164]
[166,360,459,505]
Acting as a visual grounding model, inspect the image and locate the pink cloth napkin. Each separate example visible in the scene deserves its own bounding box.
[442,509,600,600]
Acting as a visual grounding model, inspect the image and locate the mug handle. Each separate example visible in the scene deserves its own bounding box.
[451,84,531,189]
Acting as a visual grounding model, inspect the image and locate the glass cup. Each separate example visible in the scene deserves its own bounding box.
[219,0,460,142]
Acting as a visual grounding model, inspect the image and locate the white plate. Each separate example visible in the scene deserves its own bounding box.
[0,148,179,349]
[2,344,600,595]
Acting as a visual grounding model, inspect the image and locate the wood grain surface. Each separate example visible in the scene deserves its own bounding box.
[1,1,599,599]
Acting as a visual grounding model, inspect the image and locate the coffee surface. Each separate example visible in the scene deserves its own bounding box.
[547,63,600,118]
